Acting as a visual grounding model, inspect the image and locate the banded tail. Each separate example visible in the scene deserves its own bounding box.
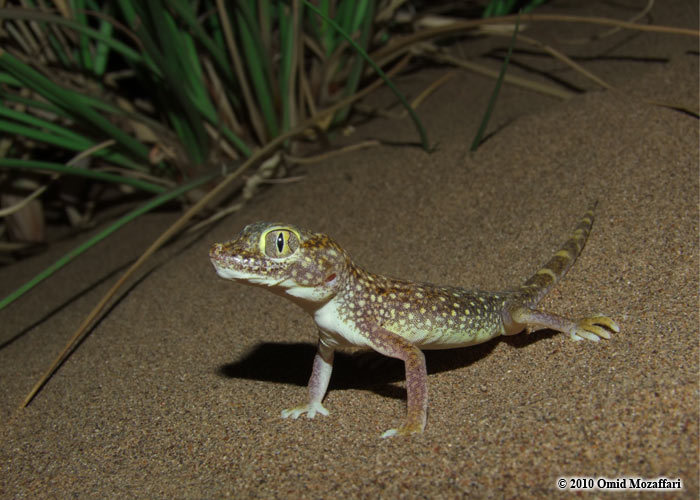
[516,203,597,307]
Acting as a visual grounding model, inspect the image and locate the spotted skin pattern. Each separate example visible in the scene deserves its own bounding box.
[209,205,619,438]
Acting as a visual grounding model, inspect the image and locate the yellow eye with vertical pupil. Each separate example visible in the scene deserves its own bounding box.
[263,229,299,258]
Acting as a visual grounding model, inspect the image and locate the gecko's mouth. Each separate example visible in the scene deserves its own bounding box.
[210,257,266,281]
[212,262,286,287]
[210,251,289,288]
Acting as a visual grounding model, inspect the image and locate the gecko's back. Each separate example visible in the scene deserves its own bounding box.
[315,263,514,350]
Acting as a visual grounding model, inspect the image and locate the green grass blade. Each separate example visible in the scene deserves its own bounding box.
[333,0,374,124]
[166,0,235,84]
[0,159,166,193]
[90,1,115,76]
[180,28,217,119]
[0,103,89,142]
[115,2,202,161]
[0,51,150,162]
[1,78,140,123]
[318,0,333,56]
[45,29,73,67]
[484,0,545,17]
[235,0,278,138]
[0,8,154,74]
[470,13,521,151]
[148,4,208,163]
[301,0,431,151]
[160,2,253,158]
[257,0,272,57]
[0,170,218,312]
[0,73,21,86]
[71,0,93,72]
[349,0,370,32]
[0,91,69,117]
[0,118,145,171]
[1,85,204,173]
[278,1,298,133]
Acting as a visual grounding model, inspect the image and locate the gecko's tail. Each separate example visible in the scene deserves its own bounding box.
[515,202,597,308]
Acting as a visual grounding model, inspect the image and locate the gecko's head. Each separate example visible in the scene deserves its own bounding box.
[210,222,348,306]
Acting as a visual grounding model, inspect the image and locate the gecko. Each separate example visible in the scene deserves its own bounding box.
[209,204,619,438]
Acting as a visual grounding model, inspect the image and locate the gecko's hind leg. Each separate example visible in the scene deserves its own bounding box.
[508,306,619,342]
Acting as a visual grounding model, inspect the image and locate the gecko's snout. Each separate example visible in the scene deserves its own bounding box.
[209,242,227,262]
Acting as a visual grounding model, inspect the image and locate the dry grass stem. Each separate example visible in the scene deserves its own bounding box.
[285,139,381,165]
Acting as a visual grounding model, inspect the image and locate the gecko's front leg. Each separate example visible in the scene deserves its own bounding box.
[281,337,334,419]
[368,326,428,438]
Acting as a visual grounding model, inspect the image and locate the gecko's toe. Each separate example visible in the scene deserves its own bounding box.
[281,402,329,419]
[592,315,620,333]
[571,330,599,342]
[380,421,424,439]
[572,315,618,342]
[380,428,398,439]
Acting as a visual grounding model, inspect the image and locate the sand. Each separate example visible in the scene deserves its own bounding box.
[1,2,698,498]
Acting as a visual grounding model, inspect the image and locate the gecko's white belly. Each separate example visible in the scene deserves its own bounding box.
[313,299,369,348]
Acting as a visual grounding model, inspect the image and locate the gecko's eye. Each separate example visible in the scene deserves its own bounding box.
[263,229,299,258]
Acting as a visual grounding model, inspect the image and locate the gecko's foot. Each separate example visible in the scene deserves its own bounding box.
[570,315,619,342]
[281,401,329,419]
[380,421,424,439]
